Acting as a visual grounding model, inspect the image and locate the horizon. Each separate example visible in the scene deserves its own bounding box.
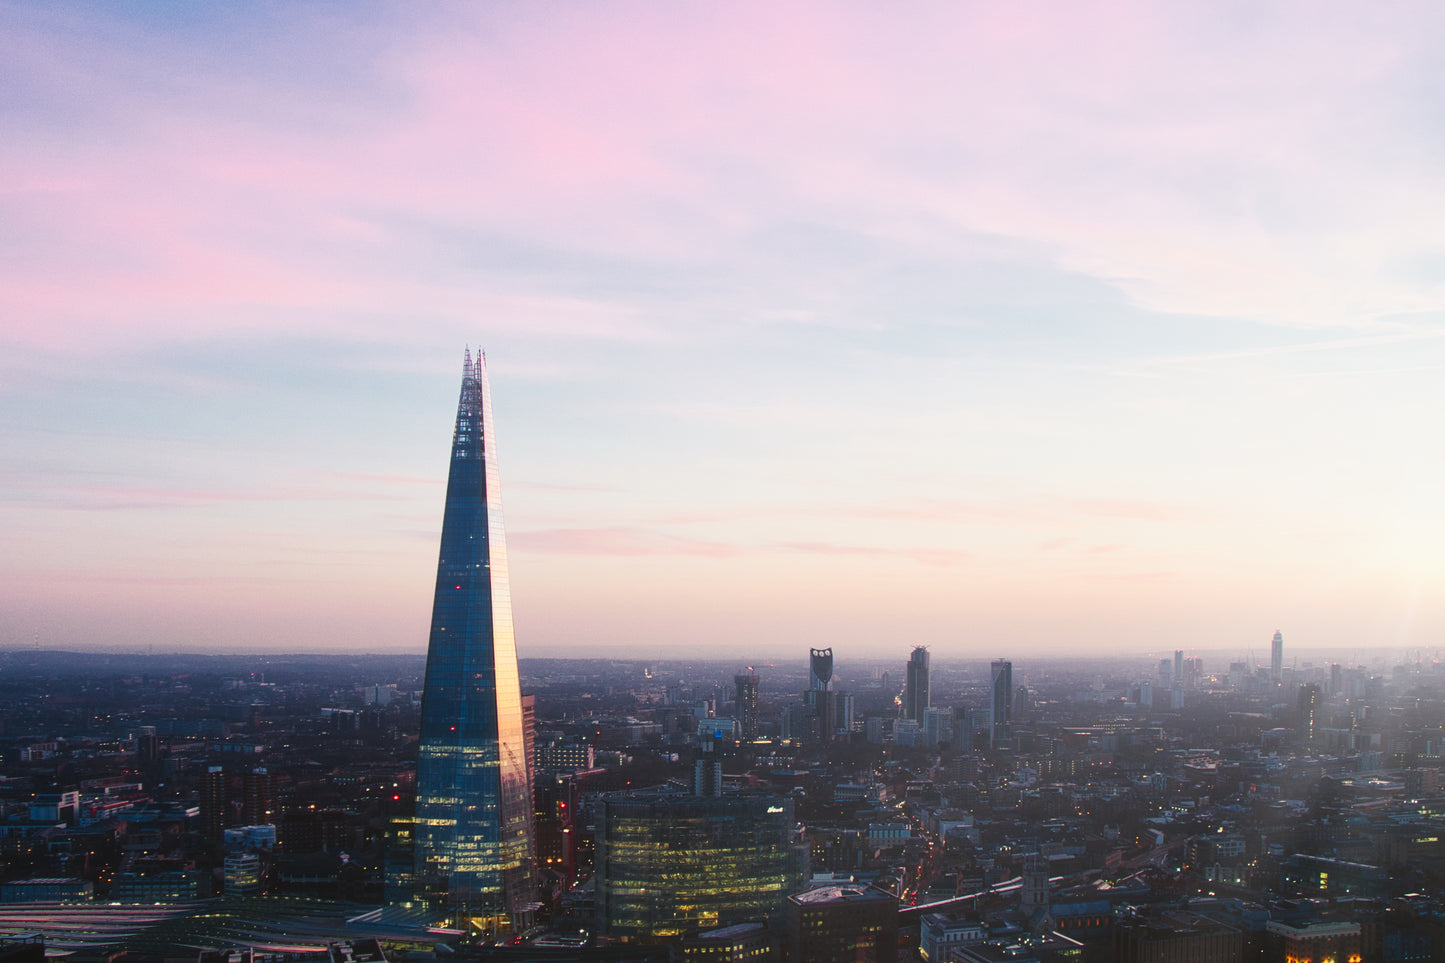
[4,3,1444,657]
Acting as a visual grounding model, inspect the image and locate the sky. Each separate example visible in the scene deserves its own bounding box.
[3,2,1445,662]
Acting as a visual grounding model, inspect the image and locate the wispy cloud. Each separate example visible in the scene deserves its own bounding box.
[773,541,968,566]
[510,528,738,558]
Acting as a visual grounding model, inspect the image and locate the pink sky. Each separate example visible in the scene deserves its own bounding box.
[3,1,1444,660]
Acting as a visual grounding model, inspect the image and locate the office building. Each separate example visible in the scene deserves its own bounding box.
[1271,630,1284,684]
[989,660,1012,749]
[595,792,805,941]
[904,646,930,721]
[409,351,534,927]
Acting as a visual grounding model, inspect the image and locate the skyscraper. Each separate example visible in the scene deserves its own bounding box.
[1271,630,1284,684]
[989,659,1012,749]
[806,648,835,744]
[903,646,930,721]
[410,351,533,928]
[735,671,760,742]
[1298,682,1322,747]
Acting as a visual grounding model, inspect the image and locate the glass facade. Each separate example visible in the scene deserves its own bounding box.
[410,351,533,922]
[990,659,1012,749]
[596,792,806,941]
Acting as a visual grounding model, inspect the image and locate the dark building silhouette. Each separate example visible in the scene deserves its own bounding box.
[199,765,227,841]
[735,671,760,742]
[786,884,897,963]
[904,645,930,721]
[242,767,276,826]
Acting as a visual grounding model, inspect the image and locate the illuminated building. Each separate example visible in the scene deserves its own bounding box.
[408,351,534,926]
[989,660,1012,749]
[904,646,930,720]
[595,792,805,941]
[785,884,897,963]
[223,853,261,894]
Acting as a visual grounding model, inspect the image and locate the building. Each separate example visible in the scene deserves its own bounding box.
[920,913,986,962]
[199,766,227,841]
[1265,920,1361,963]
[408,351,534,929]
[594,792,805,942]
[904,646,930,721]
[242,767,276,826]
[0,878,92,903]
[1298,682,1322,747]
[1114,911,1243,963]
[223,853,262,894]
[735,671,760,742]
[1271,630,1284,684]
[990,660,1012,749]
[674,922,777,963]
[785,884,897,963]
[921,706,953,748]
[806,648,835,744]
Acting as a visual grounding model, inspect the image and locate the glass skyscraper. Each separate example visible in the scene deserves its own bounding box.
[903,645,930,720]
[410,350,533,926]
[989,659,1012,749]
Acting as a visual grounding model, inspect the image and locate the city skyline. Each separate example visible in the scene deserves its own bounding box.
[4,3,1445,658]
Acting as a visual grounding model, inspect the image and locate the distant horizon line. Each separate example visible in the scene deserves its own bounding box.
[0,645,1436,665]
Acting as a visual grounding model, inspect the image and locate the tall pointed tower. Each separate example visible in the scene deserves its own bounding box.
[411,350,533,928]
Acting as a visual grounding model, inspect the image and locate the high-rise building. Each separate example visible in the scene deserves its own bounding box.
[989,660,1012,749]
[409,351,534,928]
[1298,683,1322,747]
[1271,630,1284,684]
[904,646,930,720]
[1173,649,1184,684]
[242,767,276,826]
[803,648,835,744]
[735,671,760,742]
[809,648,834,691]
[199,765,227,842]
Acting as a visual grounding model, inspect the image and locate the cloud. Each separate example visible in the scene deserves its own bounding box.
[510,528,738,558]
[774,541,968,566]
